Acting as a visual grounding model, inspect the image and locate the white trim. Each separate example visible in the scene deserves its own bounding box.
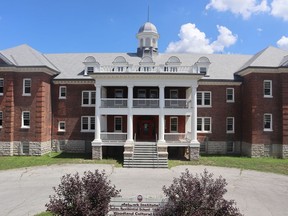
[199,81,242,86]
[82,91,96,107]
[263,113,273,131]
[226,117,235,133]
[81,116,95,132]
[114,116,122,132]
[59,86,67,99]
[22,78,31,96]
[197,91,212,107]
[263,80,273,98]
[21,111,30,128]
[197,117,212,133]
[0,111,3,128]
[170,116,178,133]
[0,78,3,96]
[226,88,234,103]
[58,121,66,132]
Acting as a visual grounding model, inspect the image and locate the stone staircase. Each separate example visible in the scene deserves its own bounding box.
[124,142,168,168]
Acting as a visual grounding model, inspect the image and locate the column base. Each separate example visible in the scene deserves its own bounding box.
[92,140,102,160]
[189,140,200,161]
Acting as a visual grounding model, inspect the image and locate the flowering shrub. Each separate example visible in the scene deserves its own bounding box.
[46,170,120,216]
[154,169,243,216]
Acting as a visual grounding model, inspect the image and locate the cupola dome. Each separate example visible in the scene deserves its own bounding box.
[138,22,158,34]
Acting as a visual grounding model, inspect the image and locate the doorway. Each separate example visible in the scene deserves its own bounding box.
[135,116,157,141]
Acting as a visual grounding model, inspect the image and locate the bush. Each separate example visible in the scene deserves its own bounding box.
[46,170,120,216]
[154,169,243,216]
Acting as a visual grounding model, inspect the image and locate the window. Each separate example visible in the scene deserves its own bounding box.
[115,89,123,106]
[81,116,95,132]
[59,86,67,99]
[227,141,234,153]
[58,121,66,132]
[197,91,211,107]
[82,91,96,106]
[0,111,2,128]
[87,67,94,73]
[264,80,272,97]
[226,88,234,102]
[264,114,272,131]
[199,67,207,74]
[0,78,3,95]
[226,117,235,133]
[22,111,30,128]
[114,116,122,132]
[197,117,211,132]
[23,79,31,96]
[170,117,178,132]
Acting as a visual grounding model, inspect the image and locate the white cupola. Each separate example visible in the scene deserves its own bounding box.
[137,22,160,57]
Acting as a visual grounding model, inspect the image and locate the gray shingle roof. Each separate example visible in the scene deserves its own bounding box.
[1,44,288,81]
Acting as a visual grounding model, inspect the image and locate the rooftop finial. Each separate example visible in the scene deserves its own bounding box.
[147,5,150,22]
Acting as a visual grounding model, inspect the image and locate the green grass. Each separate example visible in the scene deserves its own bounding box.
[0,152,122,170]
[169,156,288,175]
[34,212,52,216]
[0,152,287,176]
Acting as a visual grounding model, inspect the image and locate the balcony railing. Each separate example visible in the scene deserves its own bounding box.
[100,99,189,108]
[97,65,194,73]
[165,99,189,108]
[101,99,128,108]
[164,133,190,143]
[133,99,159,108]
[100,132,127,142]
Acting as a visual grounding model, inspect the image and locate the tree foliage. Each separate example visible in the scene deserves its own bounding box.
[46,170,120,216]
[154,169,243,216]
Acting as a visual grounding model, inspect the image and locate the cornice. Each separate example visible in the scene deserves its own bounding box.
[199,80,242,86]
[53,79,95,85]
[237,67,288,76]
[0,66,59,76]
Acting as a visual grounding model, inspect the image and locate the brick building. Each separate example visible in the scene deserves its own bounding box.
[0,22,287,167]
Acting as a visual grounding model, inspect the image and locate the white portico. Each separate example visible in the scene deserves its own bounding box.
[85,21,209,166]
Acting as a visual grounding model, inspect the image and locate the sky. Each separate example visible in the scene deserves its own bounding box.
[0,0,288,55]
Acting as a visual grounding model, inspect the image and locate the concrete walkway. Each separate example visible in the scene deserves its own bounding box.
[0,164,287,216]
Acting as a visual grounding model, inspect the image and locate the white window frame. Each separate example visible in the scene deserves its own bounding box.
[82,91,96,107]
[226,117,235,133]
[58,121,66,132]
[115,89,123,106]
[87,67,94,73]
[137,89,146,106]
[23,78,31,96]
[59,86,67,99]
[170,117,178,133]
[197,117,212,133]
[197,91,211,107]
[170,89,178,106]
[81,116,95,132]
[0,78,3,96]
[263,80,272,98]
[199,67,207,74]
[0,111,3,128]
[226,88,234,103]
[264,113,273,131]
[114,116,122,132]
[21,111,30,128]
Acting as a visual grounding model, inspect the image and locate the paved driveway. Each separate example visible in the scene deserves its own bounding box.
[0,164,287,216]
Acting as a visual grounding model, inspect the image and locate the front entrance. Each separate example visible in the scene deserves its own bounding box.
[135,116,157,141]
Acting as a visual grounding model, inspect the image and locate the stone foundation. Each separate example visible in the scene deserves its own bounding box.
[189,146,200,160]
[92,145,102,160]
[242,142,285,158]
[157,144,168,160]
[0,141,52,156]
[52,140,85,153]
[200,141,241,155]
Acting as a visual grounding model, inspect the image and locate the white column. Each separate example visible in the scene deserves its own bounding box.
[190,86,198,143]
[94,85,102,142]
[158,85,165,143]
[126,85,133,142]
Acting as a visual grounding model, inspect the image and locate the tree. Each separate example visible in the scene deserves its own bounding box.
[46,170,120,216]
[154,169,243,216]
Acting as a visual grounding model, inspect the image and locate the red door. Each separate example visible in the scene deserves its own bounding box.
[138,120,155,141]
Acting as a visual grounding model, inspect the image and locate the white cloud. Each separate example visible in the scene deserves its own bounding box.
[206,0,270,19]
[271,0,288,21]
[257,28,263,32]
[277,36,288,50]
[166,23,237,54]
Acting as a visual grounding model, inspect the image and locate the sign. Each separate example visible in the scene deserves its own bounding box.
[107,196,167,216]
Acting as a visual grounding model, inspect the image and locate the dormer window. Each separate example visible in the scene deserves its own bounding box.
[87,67,94,73]
[196,57,211,76]
[165,56,181,73]
[112,56,128,72]
[199,67,207,74]
[83,56,99,75]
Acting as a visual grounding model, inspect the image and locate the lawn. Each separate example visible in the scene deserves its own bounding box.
[0,152,287,175]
